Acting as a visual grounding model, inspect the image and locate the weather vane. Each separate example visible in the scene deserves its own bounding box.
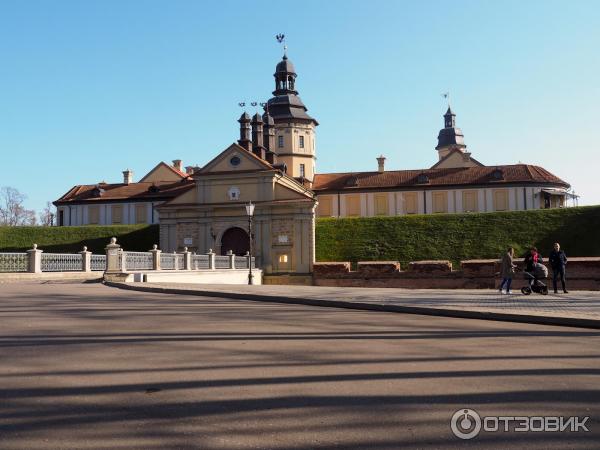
[238,102,246,108]
[276,33,287,56]
[441,92,450,107]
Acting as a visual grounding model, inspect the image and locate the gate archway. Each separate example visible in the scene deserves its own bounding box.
[220,227,250,256]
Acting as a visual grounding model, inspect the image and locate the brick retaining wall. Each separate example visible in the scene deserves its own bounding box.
[313,257,600,290]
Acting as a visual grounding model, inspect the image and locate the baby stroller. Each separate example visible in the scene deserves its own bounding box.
[521,262,549,295]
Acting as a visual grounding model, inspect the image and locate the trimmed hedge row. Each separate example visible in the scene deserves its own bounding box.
[0,225,159,254]
[1,207,599,265]
[315,206,600,267]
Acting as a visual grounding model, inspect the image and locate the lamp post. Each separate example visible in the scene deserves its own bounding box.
[245,201,255,285]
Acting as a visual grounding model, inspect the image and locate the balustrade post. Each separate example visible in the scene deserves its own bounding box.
[173,251,179,270]
[105,238,122,273]
[183,247,191,270]
[27,244,43,273]
[80,246,92,272]
[207,249,215,270]
[150,245,161,271]
[227,250,235,269]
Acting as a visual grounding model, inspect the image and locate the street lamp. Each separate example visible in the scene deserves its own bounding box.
[245,201,255,285]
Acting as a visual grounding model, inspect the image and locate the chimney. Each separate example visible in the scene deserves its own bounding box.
[377,155,386,173]
[185,166,195,175]
[238,112,252,151]
[172,159,183,172]
[122,169,133,185]
[263,111,276,151]
[251,113,264,152]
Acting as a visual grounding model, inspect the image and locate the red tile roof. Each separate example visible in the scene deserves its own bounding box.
[54,180,195,205]
[313,164,569,192]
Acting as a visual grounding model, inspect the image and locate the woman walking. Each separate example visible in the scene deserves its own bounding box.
[499,247,516,294]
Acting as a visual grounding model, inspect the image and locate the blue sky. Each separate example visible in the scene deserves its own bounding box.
[0,0,599,213]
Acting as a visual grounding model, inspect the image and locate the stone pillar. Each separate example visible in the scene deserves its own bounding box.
[227,250,235,269]
[245,251,251,270]
[105,238,122,273]
[183,247,191,270]
[27,244,43,273]
[150,244,161,271]
[80,246,92,272]
[207,248,215,270]
[173,251,179,270]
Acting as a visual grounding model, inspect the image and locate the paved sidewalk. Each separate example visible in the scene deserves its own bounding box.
[106,282,600,329]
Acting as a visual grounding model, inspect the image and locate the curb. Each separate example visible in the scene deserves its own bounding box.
[103,281,600,330]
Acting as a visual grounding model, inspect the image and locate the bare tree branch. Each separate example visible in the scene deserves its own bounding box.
[0,187,38,226]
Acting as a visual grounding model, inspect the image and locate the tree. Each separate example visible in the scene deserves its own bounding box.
[0,187,38,226]
[39,201,55,226]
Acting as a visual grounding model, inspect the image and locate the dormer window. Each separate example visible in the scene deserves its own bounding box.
[417,173,430,184]
[492,168,504,180]
[148,184,160,193]
[345,176,358,187]
[92,185,105,198]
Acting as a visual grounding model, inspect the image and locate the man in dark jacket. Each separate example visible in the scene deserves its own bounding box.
[549,242,568,293]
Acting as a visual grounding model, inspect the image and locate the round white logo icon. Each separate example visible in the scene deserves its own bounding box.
[451,408,482,440]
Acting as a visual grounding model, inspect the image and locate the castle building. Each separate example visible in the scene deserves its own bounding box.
[53,160,195,226]
[313,106,572,217]
[53,47,573,274]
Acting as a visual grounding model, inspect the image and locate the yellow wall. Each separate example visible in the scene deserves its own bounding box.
[317,195,333,217]
[88,206,99,224]
[346,195,361,216]
[493,189,509,211]
[135,204,147,224]
[404,193,418,214]
[374,194,388,215]
[112,205,123,224]
[463,191,478,212]
[432,191,448,213]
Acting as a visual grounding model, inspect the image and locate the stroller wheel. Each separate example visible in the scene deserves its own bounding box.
[541,286,548,295]
[521,287,531,295]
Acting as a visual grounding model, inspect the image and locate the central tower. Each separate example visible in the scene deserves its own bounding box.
[266,49,318,185]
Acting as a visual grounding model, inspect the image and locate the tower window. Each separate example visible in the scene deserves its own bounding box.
[278,136,284,148]
[299,135,305,148]
[300,164,305,178]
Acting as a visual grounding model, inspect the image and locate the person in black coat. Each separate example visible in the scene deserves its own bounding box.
[549,242,568,293]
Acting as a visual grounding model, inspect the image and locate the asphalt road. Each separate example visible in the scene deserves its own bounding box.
[0,282,599,449]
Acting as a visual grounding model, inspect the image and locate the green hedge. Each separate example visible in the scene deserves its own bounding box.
[316,206,600,267]
[2,207,599,264]
[0,225,159,254]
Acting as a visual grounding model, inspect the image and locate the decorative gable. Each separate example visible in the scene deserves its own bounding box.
[431,149,484,169]
[198,143,273,174]
[140,162,187,183]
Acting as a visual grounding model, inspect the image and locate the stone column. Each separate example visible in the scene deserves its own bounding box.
[105,238,122,273]
[227,250,235,269]
[80,246,92,272]
[27,244,43,273]
[183,247,192,270]
[150,245,162,271]
[173,251,179,270]
[245,251,251,270]
[207,249,215,270]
